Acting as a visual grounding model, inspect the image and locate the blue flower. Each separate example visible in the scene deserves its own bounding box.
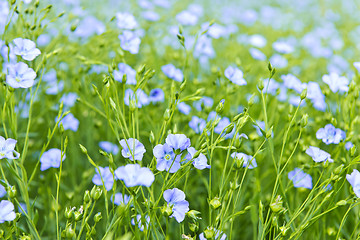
[0,183,6,198]
[249,34,267,48]
[153,143,181,173]
[163,188,189,223]
[281,74,306,94]
[186,147,210,170]
[161,64,183,82]
[193,96,213,111]
[288,168,312,189]
[176,10,198,26]
[119,30,141,54]
[166,134,191,151]
[142,11,160,22]
[115,164,155,187]
[194,35,215,59]
[40,148,65,171]
[92,166,114,191]
[6,62,36,88]
[199,229,227,240]
[119,138,146,161]
[58,113,79,132]
[116,12,138,29]
[177,102,191,115]
[99,141,119,155]
[316,124,345,145]
[322,72,349,93]
[214,117,235,139]
[13,38,41,61]
[189,116,206,134]
[262,78,280,95]
[149,88,165,103]
[224,66,246,86]
[346,169,360,198]
[249,48,266,61]
[305,146,333,163]
[73,16,105,39]
[231,152,257,169]
[345,142,354,151]
[60,92,78,110]
[0,200,16,223]
[124,89,150,108]
[113,63,136,85]
[306,82,326,111]
[272,41,294,54]
[131,214,150,231]
[354,62,360,72]
[269,54,288,68]
[0,136,20,160]
[111,193,130,206]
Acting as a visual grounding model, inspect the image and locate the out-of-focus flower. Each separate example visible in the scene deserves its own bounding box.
[116,12,138,29]
[225,66,246,86]
[99,141,119,155]
[119,30,141,54]
[178,102,191,115]
[189,116,206,134]
[231,152,257,169]
[40,148,65,171]
[92,166,114,191]
[111,193,130,206]
[305,146,333,163]
[161,64,183,82]
[149,88,165,103]
[115,164,155,187]
[186,147,210,170]
[124,89,150,108]
[58,113,79,132]
[176,10,198,26]
[322,72,349,93]
[113,63,137,85]
[346,169,360,197]
[288,168,312,189]
[119,138,146,161]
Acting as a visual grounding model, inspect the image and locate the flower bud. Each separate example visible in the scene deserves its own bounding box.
[8,186,16,198]
[225,124,234,134]
[149,131,155,144]
[161,203,173,216]
[65,207,74,220]
[188,222,199,232]
[209,197,221,209]
[351,145,356,157]
[90,186,102,200]
[66,225,75,238]
[164,109,171,121]
[186,210,202,220]
[266,126,273,139]
[204,227,215,239]
[216,99,225,114]
[94,212,102,223]
[248,94,255,107]
[84,190,91,203]
[180,80,186,92]
[336,200,347,206]
[129,100,136,112]
[300,88,307,100]
[79,144,88,154]
[258,79,264,91]
[300,114,308,128]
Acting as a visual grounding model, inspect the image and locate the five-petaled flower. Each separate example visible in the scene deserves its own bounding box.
[346,169,360,198]
[13,38,41,61]
[40,148,65,171]
[186,147,210,170]
[119,138,146,161]
[92,166,114,191]
[288,168,312,189]
[0,200,16,223]
[6,62,36,88]
[115,164,154,187]
[163,188,189,223]
[0,136,20,160]
[316,124,345,145]
[305,146,333,163]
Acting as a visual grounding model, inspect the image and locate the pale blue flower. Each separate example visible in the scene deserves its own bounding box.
[189,116,206,134]
[119,30,141,54]
[231,152,257,169]
[281,74,306,94]
[249,34,267,48]
[176,10,198,26]
[113,63,136,85]
[124,89,149,108]
[40,148,65,171]
[288,168,312,189]
[153,143,181,173]
[322,72,349,93]
[166,134,190,151]
[92,166,114,191]
[99,141,119,155]
[224,66,246,86]
[0,136,20,160]
[186,147,210,170]
[249,48,266,61]
[119,138,146,161]
[111,193,130,206]
[13,38,41,61]
[58,113,79,132]
[149,88,165,103]
[193,97,213,111]
[161,64,183,82]
[269,54,288,68]
[163,188,189,223]
[177,102,191,115]
[131,214,150,231]
[273,41,294,54]
[346,169,360,198]
[305,146,333,163]
[306,82,326,111]
[345,142,354,151]
[142,11,160,22]
[316,124,345,145]
[115,164,155,187]
[116,12,138,29]
[74,16,105,39]
[354,62,360,72]
[0,200,16,223]
[6,62,36,88]
[60,92,78,110]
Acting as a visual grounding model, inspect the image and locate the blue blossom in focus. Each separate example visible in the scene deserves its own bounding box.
[316,124,345,145]
[119,138,146,161]
[6,62,36,88]
[40,148,65,171]
[0,136,20,160]
[224,66,247,86]
[153,143,181,173]
[0,200,16,223]
[92,166,114,191]
[305,146,333,163]
[346,169,360,198]
[13,38,41,61]
[288,168,312,189]
[115,164,155,187]
[186,147,210,170]
[163,188,189,223]
[114,63,137,85]
[166,134,191,151]
[99,141,119,155]
[161,64,183,82]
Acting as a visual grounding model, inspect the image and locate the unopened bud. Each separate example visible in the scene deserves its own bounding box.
[209,197,221,209]
[94,212,102,223]
[300,88,307,100]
